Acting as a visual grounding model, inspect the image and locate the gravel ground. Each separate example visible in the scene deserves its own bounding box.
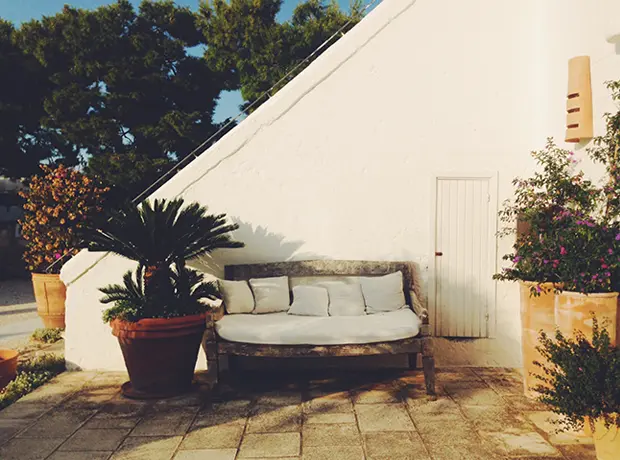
[0,279,42,349]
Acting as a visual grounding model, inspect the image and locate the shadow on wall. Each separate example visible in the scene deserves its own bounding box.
[190,217,323,277]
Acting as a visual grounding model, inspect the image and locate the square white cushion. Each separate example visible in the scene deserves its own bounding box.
[249,276,290,314]
[288,285,329,316]
[218,280,254,314]
[320,282,366,316]
[360,271,406,314]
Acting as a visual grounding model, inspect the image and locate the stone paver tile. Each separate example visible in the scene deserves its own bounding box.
[304,412,356,424]
[238,433,300,458]
[304,397,353,414]
[256,392,302,406]
[460,405,534,431]
[49,371,98,386]
[84,417,142,430]
[423,440,502,460]
[130,408,197,436]
[154,392,208,408]
[415,419,476,443]
[503,395,547,412]
[352,389,401,404]
[179,425,244,450]
[173,448,237,460]
[356,404,414,432]
[302,446,364,460]
[446,387,505,406]
[528,412,594,445]
[111,435,182,460]
[480,431,562,457]
[64,391,118,409]
[48,451,113,460]
[302,424,360,447]
[192,409,248,429]
[435,368,483,382]
[0,436,65,460]
[247,405,301,433]
[0,401,55,420]
[0,419,31,444]
[18,384,77,404]
[210,399,253,411]
[59,428,130,451]
[16,409,97,438]
[364,431,430,460]
[406,395,464,422]
[557,444,598,460]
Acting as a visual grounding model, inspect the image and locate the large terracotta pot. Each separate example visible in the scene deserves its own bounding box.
[519,281,556,398]
[0,349,19,389]
[555,291,618,345]
[592,417,620,460]
[111,313,206,399]
[31,273,66,329]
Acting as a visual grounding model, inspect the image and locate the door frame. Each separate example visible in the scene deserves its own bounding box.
[428,171,499,338]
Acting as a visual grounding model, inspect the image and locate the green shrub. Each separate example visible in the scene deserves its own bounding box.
[533,316,620,432]
[0,354,65,410]
[30,328,64,344]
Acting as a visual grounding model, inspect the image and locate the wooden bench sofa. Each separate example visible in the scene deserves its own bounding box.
[205,260,435,395]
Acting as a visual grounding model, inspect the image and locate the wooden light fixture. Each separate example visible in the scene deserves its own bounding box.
[565,56,593,143]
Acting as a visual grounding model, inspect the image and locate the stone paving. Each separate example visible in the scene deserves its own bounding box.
[0,367,597,460]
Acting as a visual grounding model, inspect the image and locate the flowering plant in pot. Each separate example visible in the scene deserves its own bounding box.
[19,165,109,328]
[89,198,243,398]
[533,317,620,460]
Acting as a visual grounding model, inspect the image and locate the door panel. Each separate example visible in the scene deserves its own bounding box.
[433,177,495,338]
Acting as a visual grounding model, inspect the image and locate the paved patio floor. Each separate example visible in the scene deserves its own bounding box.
[0,367,596,460]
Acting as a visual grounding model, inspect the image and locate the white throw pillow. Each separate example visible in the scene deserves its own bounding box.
[249,276,291,314]
[288,285,329,316]
[320,282,366,316]
[360,271,406,314]
[218,280,255,314]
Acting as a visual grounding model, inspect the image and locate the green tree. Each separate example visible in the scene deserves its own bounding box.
[199,0,363,111]
[0,20,76,178]
[14,0,227,200]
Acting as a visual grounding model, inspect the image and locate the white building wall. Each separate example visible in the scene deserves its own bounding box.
[62,0,620,370]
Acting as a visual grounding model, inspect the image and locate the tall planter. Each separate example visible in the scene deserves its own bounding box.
[0,349,19,389]
[593,418,620,460]
[555,291,618,345]
[519,281,556,398]
[31,273,66,329]
[111,313,206,399]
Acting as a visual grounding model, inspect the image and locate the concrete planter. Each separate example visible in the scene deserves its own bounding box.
[31,273,66,329]
[555,291,618,345]
[593,417,620,460]
[519,281,556,398]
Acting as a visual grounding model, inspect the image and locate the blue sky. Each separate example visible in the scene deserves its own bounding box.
[0,0,357,122]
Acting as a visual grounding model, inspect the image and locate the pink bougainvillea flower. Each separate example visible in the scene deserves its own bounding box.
[609,249,614,255]
[560,247,567,255]
[602,264,609,269]
[54,253,61,260]
[513,256,522,263]
[616,233,620,241]
[536,285,542,293]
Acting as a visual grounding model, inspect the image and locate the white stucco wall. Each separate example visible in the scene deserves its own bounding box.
[62,0,620,370]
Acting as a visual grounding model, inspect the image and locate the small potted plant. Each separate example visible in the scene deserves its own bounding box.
[88,198,243,398]
[19,165,108,328]
[534,317,620,460]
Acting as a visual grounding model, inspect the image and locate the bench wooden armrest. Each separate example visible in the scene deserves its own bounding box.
[410,290,429,324]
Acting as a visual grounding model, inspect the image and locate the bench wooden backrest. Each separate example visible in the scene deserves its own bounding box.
[224,260,424,312]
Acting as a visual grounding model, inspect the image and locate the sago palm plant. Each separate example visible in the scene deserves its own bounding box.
[100,265,219,322]
[87,198,243,294]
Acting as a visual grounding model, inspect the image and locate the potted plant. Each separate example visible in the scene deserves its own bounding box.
[19,165,109,328]
[88,198,243,399]
[0,349,19,389]
[494,139,598,396]
[534,317,620,460]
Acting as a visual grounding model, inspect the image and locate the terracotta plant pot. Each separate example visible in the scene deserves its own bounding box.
[0,349,19,389]
[111,313,206,399]
[555,291,618,345]
[31,273,66,329]
[519,281,557,398]
[592,417,620,460]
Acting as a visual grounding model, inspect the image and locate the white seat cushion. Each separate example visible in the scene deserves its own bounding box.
[215,308,421,345]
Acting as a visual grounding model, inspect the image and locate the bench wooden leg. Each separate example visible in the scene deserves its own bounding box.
[422,355,436,395]
[408,353,418,370]
[217,354,230,382]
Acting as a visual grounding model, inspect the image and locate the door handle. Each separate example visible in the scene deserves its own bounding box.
[435,252,443,256]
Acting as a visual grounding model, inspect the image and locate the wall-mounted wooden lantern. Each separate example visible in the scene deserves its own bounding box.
[565,56,593,143]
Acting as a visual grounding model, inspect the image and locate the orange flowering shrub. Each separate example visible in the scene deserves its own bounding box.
[19,165,109,273]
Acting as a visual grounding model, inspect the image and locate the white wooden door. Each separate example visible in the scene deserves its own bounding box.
[432,176,497,338]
